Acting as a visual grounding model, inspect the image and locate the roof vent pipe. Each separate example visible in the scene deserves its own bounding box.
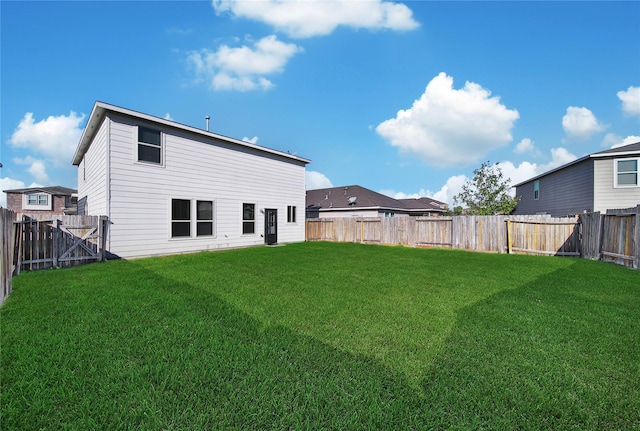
[205,116,210,132]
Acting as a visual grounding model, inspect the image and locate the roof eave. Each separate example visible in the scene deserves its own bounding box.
[72,101,311,166]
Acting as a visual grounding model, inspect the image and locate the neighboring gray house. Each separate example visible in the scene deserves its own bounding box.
[3,186,77,216]
[513,142,640,216]
[73,101,310,259]
[306,185,448,218]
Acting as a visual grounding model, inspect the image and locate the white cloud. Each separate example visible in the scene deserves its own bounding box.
[1,178,26,207]
[514,138,535,154]
[617,86,640,118]
[602,133,640,149]
[562,106,606,140]
[306,170,333,189]
[188,35,302,91]
[382,174,468,207]
[212,0,419,38]
[9,111,85,166]
[242,136,259,144]
[14,156,50,184]
[376,72,519,167]
[164,113,174,121]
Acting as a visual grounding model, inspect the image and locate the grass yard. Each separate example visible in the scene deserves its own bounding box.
[1,242,639,430]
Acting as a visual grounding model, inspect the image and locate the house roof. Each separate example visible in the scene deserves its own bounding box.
[3,186,77,195]
[513,141,640,187]
[72,101,311,166]
[306,185,448,213]
[397,197,449,212]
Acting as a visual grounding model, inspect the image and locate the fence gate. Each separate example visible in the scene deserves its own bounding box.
[14,215,108,274]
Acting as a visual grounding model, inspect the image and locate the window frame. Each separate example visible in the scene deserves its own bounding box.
[171,199,192,238]
[614,157,639,188]
[242,203,256,235]
[533,180,540,200]
[196,200,214,237]
[287,205,297,223]
[136,126,164,166]
[23,193,51,210]
[170,198,215,239]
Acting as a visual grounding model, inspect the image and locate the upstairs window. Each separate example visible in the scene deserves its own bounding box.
[533,180,540,200]
[138,127,162,164]
[23,193,50,210]
[615,158,639,187]
[242,203,255,234]
[287,205,297,223]
[28,193,48,206]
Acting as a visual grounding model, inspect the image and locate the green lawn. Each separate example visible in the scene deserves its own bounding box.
[1,242,639,430]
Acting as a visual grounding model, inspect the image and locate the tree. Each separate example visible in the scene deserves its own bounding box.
[454,161,519,215]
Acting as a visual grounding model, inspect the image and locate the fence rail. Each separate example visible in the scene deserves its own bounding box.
[307,206,640,269]
[13,215,108,275]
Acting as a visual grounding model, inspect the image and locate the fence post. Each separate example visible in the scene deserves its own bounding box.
[505,218,512,254]
[13,220,22,276]
[99,216,108,261]
[634,205,640,269]
[597,213,605,261]
[53,219,60,268]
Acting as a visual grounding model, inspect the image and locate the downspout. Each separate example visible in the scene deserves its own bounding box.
[105,116,111,251]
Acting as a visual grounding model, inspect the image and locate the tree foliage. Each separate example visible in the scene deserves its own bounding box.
[454,161,519,215]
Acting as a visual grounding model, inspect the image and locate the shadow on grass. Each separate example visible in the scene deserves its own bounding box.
[2,259,427,430]
[420,259,640,430]
[3,253,638,430]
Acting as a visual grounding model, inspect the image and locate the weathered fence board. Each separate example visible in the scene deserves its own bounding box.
[14,215,108,274]
[600,206,639,268]
[307,209,639,269]
[507,217,580,257]
[1,208,17,306]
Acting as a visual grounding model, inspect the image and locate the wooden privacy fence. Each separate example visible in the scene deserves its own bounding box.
[308,215,580,255]
[307,208,640,269]
[580,206,640,268]
[1,208,17,306]
[13,215,108,274]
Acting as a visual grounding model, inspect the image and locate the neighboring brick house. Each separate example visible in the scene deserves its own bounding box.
[3,186,77,217]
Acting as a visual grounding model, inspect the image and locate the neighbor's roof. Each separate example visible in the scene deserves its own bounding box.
[3,186,77,195]
[513,141,640,187]
[398,197,449,211]
[306,185,447,213]
[72,101,311,166]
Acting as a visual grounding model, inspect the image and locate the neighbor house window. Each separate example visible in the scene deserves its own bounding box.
[242,203,255,234]
[138,127,162,164]
[615,158,639,187]
[533,180,540,200]
[171,199,191,237]
[287,206,296,223]
[171,199,215,238]
[27,194,48,206]
[23,193,50,210]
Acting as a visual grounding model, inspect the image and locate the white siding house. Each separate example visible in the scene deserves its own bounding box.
[73,101,310,259]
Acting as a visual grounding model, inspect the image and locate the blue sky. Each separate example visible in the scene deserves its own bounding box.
[2,1,639,207]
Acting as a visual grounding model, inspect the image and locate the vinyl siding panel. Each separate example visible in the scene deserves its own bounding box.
[594,157,640,211]
[514,159,594,216]
[104,114,306,259]
[77,118,108,216]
